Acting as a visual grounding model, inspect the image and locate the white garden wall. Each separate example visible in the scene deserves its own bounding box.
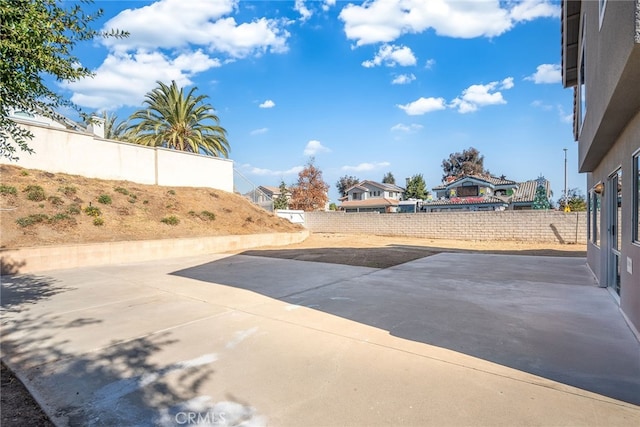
[2,120,233,192]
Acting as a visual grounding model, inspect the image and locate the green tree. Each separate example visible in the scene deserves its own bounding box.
[382,172,396,184]
[336,175,359,197]
[404,174,428,200]
[441,147,488,180]
[127,81,229,157]
[557,188,587,212]
[102,112,130,141]
[273,180,290,210]
[290,158,329,211]
[0,0,127,160]
[532,178,551,210]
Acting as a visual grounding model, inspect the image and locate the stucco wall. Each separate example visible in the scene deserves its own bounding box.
[586,109,640,338]
[2,121,233,192]
[305,211,587,244]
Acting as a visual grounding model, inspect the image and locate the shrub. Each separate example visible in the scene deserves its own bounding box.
[84,206,101,217]
[114,187,129,195]
[58,186,77,196]
[167,189,176,196]
[161,215,179,225]
[24,185,45,201]
[200,210,216,221]
[143,200,149,204]
[97,194,112,204]
[50,213,71,222]
[0,185,17,196]
[50,213,77,228]
[48,195,64,206]
[67,204,81,215]
[20,170,29,176]
[16,214,49,227]
[93,217,105,226]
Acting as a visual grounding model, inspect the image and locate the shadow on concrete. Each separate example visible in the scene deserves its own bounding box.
[1,274,69,313]
[240,244,586,269]
[172,250,640,406]
[0,275,259,426]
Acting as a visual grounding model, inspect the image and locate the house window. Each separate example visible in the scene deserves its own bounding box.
[634,152,640,243]
[578,19,587,132]
[599,0,607,28]
[352,192,361,200]
[457,185,479,197]
[587,190,592,241]
[592,188,601,246]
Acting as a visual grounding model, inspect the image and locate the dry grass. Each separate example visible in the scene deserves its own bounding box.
[0,165,302,249]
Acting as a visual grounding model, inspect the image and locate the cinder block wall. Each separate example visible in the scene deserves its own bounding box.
[305,211,587,244]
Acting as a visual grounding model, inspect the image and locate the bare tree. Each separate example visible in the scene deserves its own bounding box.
[290,158,329,211]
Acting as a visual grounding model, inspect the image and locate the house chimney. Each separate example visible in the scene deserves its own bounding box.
[87,115,105,139]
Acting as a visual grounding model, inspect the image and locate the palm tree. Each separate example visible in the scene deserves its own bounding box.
[102,112,130,141]
[127,81,229,157]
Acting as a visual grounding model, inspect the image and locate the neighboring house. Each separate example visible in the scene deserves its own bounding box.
[243,185,290,211]
[424,175,550,212]
[562,0,640,335]
[340,180,405,213]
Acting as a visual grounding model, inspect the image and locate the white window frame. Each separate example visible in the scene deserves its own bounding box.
[634,148,640,245]
[578,17,587,133]
[598,0,607,29]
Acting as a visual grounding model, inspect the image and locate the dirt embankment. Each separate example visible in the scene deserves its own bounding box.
[0,165,302,249]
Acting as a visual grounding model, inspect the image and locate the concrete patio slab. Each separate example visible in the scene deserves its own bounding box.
[1,252,639,426]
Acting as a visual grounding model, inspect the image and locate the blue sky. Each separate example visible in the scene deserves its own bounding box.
[62,0,582,204]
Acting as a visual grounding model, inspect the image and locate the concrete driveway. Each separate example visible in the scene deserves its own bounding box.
[1,252,639,426]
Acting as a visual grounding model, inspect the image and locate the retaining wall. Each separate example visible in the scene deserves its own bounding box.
[1,231,309,274]
[2,120,234,192]
[304,211,587,244]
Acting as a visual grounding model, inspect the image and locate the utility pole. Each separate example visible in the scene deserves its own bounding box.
[563,148,568,211]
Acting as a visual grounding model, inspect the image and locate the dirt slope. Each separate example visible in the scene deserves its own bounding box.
[0,165,302,249]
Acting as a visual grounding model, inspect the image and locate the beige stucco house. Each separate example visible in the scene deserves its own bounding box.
[562,0,640,336]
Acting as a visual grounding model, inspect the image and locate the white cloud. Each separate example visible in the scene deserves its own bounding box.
[250,128,269,135]
[295,0,313,21]
[397,97,447,115]
[500,77,514,89]
[339,0,559,46]
[243,164,304,176]
[510,0,559,21]
[391,123,423,133]
[342,161,391,172]
[531,100,553,111]
[362,44,416,68]
[397,76,514,116]
[69,0,290,110]
[259,99,276,108]
[525,64,562,84]
[303,140,331,156]
[322,0,337,12]
[102,0,290,58]
[558,105,573,124]
[392,74,416,85]
[450,79,513,114]
[424,58,436,69]
[67,49,221,109]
